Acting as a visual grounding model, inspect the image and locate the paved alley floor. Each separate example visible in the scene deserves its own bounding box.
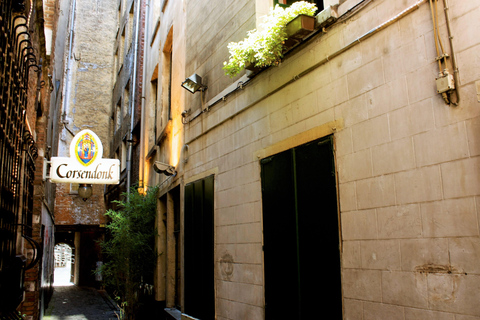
[44,268,119,320]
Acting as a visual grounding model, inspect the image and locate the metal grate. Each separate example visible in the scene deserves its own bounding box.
[0,0,39,313]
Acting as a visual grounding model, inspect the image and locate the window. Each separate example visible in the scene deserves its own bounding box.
[261,136,341,319]
[117,2,121,29]
[160,27,173,134]
[127,3,134,51]
[150,18,160,46]
[115,148,120,173]
[161,0,169,13]
[113,48,118,82]
[275,0,323,12]
[121,140,127,172]
[166,51,172,121]
[69,183,79,194]
[256,0,324,30]
[115,100,122,131]
[119,27,125,68]
[123,83,130,117]
[150,68,158,141]
[149,0,161,46]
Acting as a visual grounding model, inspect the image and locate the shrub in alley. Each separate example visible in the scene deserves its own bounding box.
[100,186,158,319]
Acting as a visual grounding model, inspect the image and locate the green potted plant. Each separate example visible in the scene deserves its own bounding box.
[223,1,317,77]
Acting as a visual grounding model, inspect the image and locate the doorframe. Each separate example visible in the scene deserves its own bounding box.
[258,132,344,318]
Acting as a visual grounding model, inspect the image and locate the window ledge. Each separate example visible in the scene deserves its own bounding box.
[337,0,365,17]
[181,313,200,320]
[315,5,339,28]
[164,308,181,320]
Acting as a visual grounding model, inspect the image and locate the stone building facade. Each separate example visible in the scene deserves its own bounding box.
[140,0,187,314]
[140,0,480,319]
[105,0,145,210]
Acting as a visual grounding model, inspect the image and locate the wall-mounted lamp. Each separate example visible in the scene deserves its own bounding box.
[78,184,93,201]
[181,74,207,94]
[153,161,176,176]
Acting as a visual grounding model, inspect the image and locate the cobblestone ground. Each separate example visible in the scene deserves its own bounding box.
[44,286,119,320]
[44,268,119,320]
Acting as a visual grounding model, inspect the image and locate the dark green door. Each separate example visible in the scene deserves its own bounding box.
[261,136,342,319]
[184,175,215,319]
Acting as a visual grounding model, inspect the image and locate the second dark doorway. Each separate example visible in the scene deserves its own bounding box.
[261,135,342,319]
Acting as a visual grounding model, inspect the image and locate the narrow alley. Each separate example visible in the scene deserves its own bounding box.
[43,267,118,320]
[2,0,480,319]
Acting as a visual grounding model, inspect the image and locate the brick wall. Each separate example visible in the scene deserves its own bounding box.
[19,0,54,318]
[43,0,55,29]
[55,183,107,225]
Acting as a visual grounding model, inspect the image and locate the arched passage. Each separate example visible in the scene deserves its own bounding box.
[54,243,74,286]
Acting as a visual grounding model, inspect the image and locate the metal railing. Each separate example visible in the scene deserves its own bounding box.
[0,0,40,314]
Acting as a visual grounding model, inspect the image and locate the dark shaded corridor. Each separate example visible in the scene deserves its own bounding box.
[44,268,118,320]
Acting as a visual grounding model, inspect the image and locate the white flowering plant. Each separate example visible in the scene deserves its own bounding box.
[223,1,317,77]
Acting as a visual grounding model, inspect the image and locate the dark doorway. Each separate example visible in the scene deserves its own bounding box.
[261,136,342,319]
[184,175,215,319]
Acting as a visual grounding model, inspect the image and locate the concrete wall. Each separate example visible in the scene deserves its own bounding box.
[181,0,480,318]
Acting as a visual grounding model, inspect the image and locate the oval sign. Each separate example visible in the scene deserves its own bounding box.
[70,129,103,167]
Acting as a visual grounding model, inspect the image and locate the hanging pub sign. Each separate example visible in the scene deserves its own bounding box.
[50,129,120,184]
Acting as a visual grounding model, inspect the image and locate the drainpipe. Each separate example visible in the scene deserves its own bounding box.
[442,0,460,106]
[126,0,142,195]
[138,0,150,192]
[62,0,76,118]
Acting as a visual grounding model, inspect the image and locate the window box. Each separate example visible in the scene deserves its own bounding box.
[284,13,316,48]
[245,61,263,77]
[223,1,318,77]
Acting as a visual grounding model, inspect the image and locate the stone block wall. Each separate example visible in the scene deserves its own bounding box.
[184,0,256,115]
[42,0,55,29]
[182,0,480,318]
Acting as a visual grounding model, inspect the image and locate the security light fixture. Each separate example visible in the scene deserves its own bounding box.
[78,184,93,201]
[181,73,207,94]
[153,161,176,176]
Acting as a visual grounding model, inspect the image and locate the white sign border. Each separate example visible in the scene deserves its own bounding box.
[49,129,120,185]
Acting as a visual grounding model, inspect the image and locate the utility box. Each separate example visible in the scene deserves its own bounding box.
[436,73,455,93]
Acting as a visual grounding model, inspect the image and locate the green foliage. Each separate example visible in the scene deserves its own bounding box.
[223,1,317,77]
[100,186,158,319]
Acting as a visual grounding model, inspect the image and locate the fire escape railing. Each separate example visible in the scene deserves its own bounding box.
[0,0,40,315]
